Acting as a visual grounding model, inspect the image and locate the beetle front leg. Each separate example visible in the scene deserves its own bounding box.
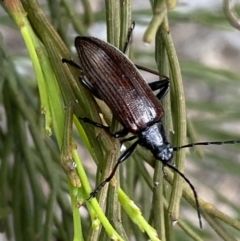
[88,140,139,199]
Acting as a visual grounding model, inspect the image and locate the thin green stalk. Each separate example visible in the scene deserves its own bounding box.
[61,105,81,187]
[61,106,83,240]
[5,0,54,136]
[46,0,60,28]
[81,0,93,26]
[203,203,240,230]
[187,118,205,159]
[72,147,125,240]
[54,217,69,241]
[223,0,240,30]
[153,162,165,240]
[9,77,57,189]
[160,17,187,224]
[118,188,161,241]
[12,146,23,241]
[144,0,167,43]
[70,186,84,241]
[178,221,204,241]
[105,0,120,47]
[203,213,238,241]
[161,170,203,240]
[106,179,129,241]
[158,174,203,240]
[57,194,73,239]
[155,17,172,240]
[44,189,57,241]
[87,199,125,241]
[120,0,132,52]
[163,183,174,241]
[62,0,87,36]
[166,0,177,10]
[134,158,153,189]
[25,150,45,235]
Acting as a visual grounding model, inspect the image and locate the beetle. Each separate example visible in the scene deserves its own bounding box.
[62,23,203,227]
[62,23,240,229]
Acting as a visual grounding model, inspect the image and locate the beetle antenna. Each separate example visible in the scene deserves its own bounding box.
[164,162,202,229]
[170,139,240,228]
[173,140,240,151]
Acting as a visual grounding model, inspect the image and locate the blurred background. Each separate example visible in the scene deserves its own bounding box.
[0,0,240,241]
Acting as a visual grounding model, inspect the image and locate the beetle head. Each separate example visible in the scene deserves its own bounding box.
[152,143,173,163]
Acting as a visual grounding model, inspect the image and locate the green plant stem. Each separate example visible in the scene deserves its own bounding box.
[62,0,87,36]
[203,203,240,230]
[70,186,84,241]
[120,0,132,51]
[203,213,238,241]
[161,17,187,224]
[105,0,120,47]
[153,163,165,240]
[44,189,57,241]
[144,1,167,43]
[223,0,240,30]
[61,105,81,186]
[155,17,172,240]
[118,188,161,241]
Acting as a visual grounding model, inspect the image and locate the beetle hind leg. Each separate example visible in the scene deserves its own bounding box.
[81,78,101,99]
[133,64,170,100]
[79,117,129,139]
[62,58,82,70]
[79,117,109,130]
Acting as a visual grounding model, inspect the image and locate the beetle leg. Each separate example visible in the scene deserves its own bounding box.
[155,84,169,100]
[148,78,169,91]
[79,117,109,130]
[88,140,139,199]
[134,64,170,100]
[120,135,137,144]
[123,21,135,54]
[62,60,102,99]
[118,139,139,162]
[148,78,170,100]
[62,58,82,70]
[80,78,102,99]
[135,64,169,80]
[79,117,129,138]
[112,128,129,138]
